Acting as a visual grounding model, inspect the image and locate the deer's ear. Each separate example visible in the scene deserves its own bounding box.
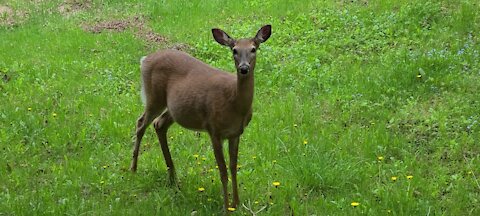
[212,28,235,48]
[254,25,271,44]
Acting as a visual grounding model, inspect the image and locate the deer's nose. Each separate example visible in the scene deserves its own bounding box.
[239,64,250,74]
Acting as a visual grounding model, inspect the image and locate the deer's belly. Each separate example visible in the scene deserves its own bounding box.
[168,106,206,131]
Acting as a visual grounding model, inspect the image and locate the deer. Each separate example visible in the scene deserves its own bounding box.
[129,25,272,211]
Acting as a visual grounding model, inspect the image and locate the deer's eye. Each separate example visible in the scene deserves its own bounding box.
[251,48,256,53]
[233,49,238,55]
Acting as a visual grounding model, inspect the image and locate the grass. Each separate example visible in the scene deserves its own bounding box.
[1,0,479,215]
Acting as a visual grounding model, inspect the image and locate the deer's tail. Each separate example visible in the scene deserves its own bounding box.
[140,56,147,105]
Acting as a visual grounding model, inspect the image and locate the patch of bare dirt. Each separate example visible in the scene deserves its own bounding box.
[139,31,167,44]
[0,5,27,27]
[58,0,92,17]
[0,5,13,15]
[168,43,192,52]
[83,16,172,47]
[82,19,131,33]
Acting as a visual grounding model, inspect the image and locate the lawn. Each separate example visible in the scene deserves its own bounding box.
[1,0,479,215]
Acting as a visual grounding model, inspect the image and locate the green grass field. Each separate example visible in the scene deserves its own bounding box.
[1,0,479,215]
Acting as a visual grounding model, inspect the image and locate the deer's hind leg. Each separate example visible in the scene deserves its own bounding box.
[153,110,176,185]
[130,96,165,172]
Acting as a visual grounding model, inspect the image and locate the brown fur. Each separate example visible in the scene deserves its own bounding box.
[130,25,271,212]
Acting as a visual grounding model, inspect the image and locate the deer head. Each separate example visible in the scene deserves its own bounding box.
[212,25,272,76]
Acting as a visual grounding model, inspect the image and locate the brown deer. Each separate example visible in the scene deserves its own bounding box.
[130,25,272,210]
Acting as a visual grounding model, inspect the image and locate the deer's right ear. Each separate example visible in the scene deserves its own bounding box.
[212,28,235,48]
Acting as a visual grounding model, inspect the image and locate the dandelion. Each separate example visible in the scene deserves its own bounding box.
[406,175,413,180]
[303,140,308,145]
[198,187,205,192]
[52,113,57,118]
[293,124,298,128]
[201,157,206,161]
[272,160,277,164]
[351,202,360,207]
[102,165,107,169]
[227,207,236,212]
[272,181,281,187]
[416,74,422,78]
[28,107,32,111]
[391,176,398,181]
[252,156,257,160]
[377,156,384,161]
[237,165,242,170]
[254,201,259,204]
[193,154,199,159]
[100,180,105,184]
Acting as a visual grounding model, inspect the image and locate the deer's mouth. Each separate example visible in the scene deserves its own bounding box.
[239,69,249,75]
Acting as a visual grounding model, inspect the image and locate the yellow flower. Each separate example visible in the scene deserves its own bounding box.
[351,202,360,207]
[252,156,257,160]
[28,107,32,111]
[198,187,205,192]
[407,175,413,180]
[201,157,206,161]
[227,207,236,212]
[272,181,281,187]
[377,156,384,161]
[254,201,259,204]
[303,140,308,145]
[193,154,199,159]
[272,160,277,164]
[102,165,107,169]
[52,113,57,118]
[100,180,105,184]
[416,74,422,78]
[237,164,242,170]
[391,176,398,181]
[293,124,298,128]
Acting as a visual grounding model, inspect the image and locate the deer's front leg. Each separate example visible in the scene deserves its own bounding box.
[210,135,229,211]
[228,136,240,208]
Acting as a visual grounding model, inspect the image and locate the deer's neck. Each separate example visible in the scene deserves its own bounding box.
[235,72,254,114]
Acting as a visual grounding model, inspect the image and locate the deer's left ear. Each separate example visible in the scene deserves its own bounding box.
[254,25,272,44]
